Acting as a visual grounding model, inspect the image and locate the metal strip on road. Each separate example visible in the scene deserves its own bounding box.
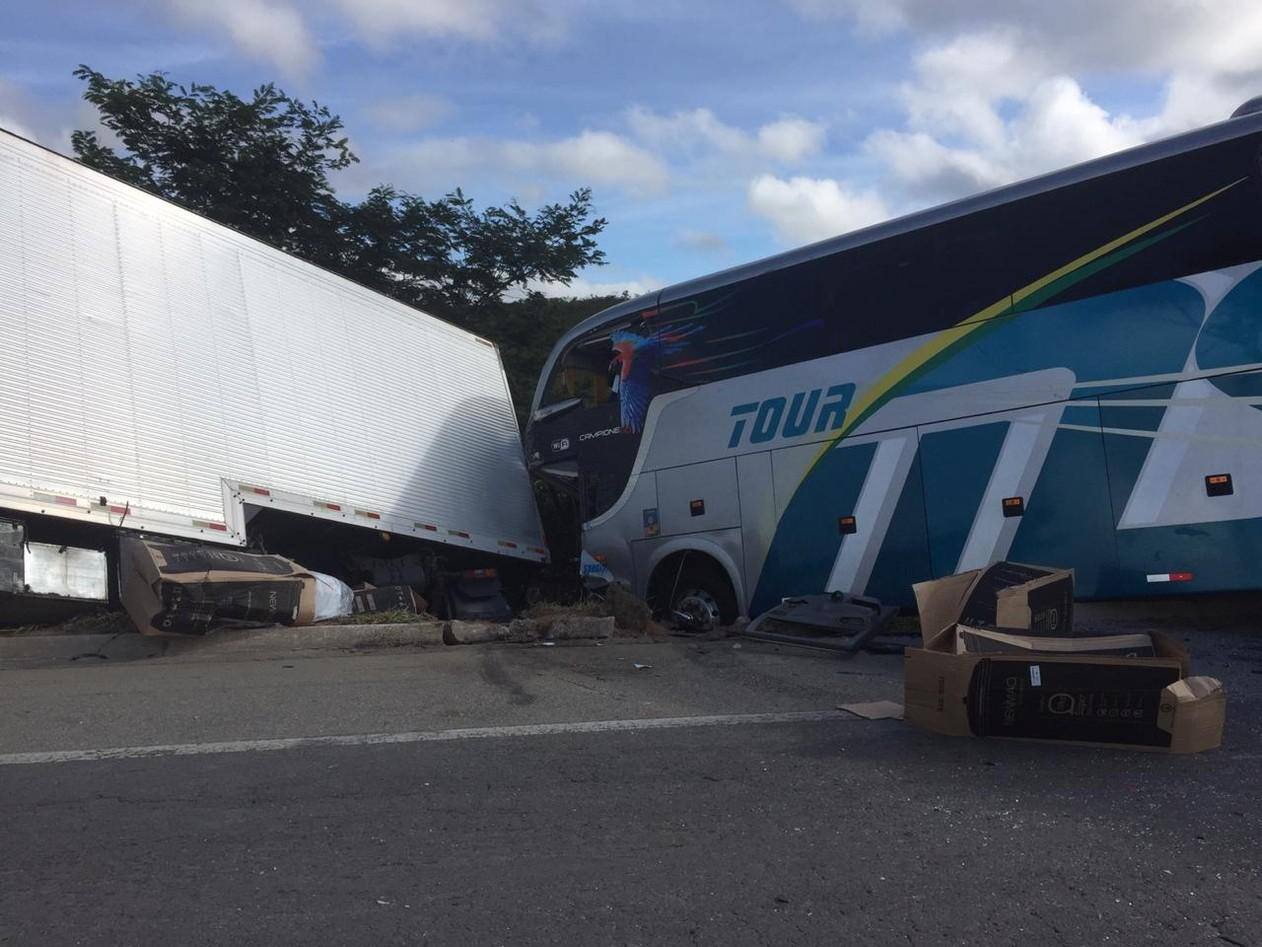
[0,710,858,767]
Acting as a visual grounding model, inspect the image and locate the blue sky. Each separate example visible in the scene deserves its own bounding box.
[4,0,1261,298]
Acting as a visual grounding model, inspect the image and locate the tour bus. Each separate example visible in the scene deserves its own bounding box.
[525,100,1262,625]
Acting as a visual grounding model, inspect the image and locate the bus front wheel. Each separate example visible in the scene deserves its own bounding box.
[651,554,738,631]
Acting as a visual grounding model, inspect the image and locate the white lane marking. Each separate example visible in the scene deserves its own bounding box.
[0,710,857,767]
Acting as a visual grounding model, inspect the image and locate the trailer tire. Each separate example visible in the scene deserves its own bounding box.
[652,554,738,631]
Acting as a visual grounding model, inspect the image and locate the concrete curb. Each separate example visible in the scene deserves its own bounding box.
[0,615,619,665]
[444,621,504,645]
[443,616,615,645]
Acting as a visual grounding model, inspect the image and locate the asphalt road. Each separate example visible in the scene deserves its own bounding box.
[2,630,1260,945]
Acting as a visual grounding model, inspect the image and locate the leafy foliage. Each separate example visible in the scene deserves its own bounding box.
[72,68,352,269]
[342,186,607,318]
[71,66,609,330]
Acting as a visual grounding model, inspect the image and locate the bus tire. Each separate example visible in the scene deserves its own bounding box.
[653,554,738,630]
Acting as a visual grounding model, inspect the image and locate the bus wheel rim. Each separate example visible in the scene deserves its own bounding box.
[675,588,720,631]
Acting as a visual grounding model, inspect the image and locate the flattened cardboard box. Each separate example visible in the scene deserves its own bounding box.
[120,538,318,636]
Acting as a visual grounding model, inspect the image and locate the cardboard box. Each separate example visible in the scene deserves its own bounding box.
[120,538,318,636]
[904,637,1223,752]
[914,561,1075,638]
[955,626,1155,657]
[904,563,1224,752]
[352,585,425,615]
[1160,677,1228,754]
[0,518,23,594]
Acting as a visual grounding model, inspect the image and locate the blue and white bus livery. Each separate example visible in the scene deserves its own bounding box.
[526,100,1262,625]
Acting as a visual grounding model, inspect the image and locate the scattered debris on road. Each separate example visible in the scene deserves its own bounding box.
[743,592,901,653]
[837,700,904,720]
[351,584,426,617]
[904,562,1226,753]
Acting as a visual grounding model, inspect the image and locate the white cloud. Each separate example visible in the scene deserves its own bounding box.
[365,94,453,133]
[0,81,92,147]
[627,106,749,155]
[520,131,670,196]
[1007,77,1143,172]
[867,73,1147,200]
[786,0,1262,71]
[1153,71,1259,137]
[380,130,669,198]
[785,0,1262,212]
[757,118,826,162]
[151,0,571,77]
[627,106,825,165]
[864,129,1002,198]
[324,0,567,45]
[523,274,664,300]
[900,29,1044,148]
[747,174,890,245]
[788,0,1262,132]
[780,0,1262,214]
[0,80,41,143]
[163,0,318,78]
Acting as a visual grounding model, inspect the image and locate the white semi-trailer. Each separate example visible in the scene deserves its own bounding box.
[0,129,547,586]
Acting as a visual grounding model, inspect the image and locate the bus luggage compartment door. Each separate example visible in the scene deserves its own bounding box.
[656,458,740,536]
[1104,371,1262,595]
[918,402,1101,584]
[988,401,1119,597]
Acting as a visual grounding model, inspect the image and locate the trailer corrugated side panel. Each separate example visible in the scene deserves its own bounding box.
[0,131,546,560]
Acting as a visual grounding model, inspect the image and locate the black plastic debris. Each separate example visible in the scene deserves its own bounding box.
[743,591,902,653]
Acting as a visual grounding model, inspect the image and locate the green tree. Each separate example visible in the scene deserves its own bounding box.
[490,292,625,425]
[71,68,353,271]
[70,66,608,331]
[339,185,606,319]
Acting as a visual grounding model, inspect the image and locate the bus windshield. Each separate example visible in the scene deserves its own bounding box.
[541,333,617,409]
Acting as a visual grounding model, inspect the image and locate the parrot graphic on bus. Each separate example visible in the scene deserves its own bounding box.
[609,322,704,433]
[608,310,821,433]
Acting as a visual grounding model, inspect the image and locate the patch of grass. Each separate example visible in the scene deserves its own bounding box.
[0,610,133,636]
[605,583,654,633]
[326,609,440,625]
[521,599,606,621]
[523,585,655,636]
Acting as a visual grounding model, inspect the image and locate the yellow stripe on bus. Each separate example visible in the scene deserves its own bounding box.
[804,177,1246,477]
